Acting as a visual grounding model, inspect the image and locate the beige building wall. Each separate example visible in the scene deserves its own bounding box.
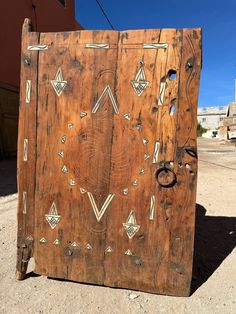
[197,106,227,130]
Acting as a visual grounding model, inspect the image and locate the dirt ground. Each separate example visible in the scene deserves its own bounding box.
[0,138,235,314]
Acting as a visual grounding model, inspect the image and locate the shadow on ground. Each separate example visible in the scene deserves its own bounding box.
[0,158,17,196]
[191,204,236,294]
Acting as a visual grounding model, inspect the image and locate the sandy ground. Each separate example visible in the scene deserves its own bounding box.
[0,138,235,314]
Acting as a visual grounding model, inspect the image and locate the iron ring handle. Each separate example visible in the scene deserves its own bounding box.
[155,166,177,188]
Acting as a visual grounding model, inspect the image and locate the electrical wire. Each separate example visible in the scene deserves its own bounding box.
[95,0,115,30]
[31,0,38,31]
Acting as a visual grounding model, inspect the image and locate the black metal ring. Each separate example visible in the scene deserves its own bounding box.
[155,166,177,188]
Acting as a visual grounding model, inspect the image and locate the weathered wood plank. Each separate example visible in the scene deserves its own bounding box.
[168,28,202,296]
[105,29,184,294]
[33,30,119,284]
[16,18,39,279]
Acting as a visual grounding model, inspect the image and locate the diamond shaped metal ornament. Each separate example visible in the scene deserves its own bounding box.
[51,67,67,96]
[45,202,61,229]
[131,65,149,96]
[123,210,140,239]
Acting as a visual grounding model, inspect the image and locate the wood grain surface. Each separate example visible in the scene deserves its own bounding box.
[17,19,202,296]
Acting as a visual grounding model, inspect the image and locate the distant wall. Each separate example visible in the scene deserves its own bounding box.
[0,0,83,88]
[0,0,83,158]
[0,83,19,158]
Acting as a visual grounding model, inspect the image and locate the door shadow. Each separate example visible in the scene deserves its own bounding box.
[191,204,236,294]
[0,158,17,196]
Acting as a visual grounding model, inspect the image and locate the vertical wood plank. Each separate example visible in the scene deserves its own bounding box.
[16,19,39,279]
[167,28,202,296]
[33,30,119,284]
[104,29,184,295]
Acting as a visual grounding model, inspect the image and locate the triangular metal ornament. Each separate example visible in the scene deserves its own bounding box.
[51,67,67,96]
[26,235,34,241]
[80,111,87,118]
[131,65,149,96]
[123,210,140,239]
[67,123,73,129]
[71,241,78,247]
[61,135,66,143]
[39,237,47,243]
[45,202,61,229]
[85,243,92,250]
[69,178,76,186]
[132,179,138,186]
[92,85,119,114]
[144,153,150,160]
[123,188,129,195]
[125,249,133,256]
[123,113,131,120]
[139,168,145,175]
[58,150,64,158]
[80,187,87,194]
[105,246,113,253]
[61,165,68,173]
[87,192,115,222]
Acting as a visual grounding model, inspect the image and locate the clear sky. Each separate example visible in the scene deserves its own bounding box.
[75,0,236,108]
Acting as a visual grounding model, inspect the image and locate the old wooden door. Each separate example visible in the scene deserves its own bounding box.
[17,19,201,296]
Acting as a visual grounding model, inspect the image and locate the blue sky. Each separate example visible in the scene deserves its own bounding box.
[75,0,236,107]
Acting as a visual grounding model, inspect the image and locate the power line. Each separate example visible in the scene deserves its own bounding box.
[31,1,38,31]
[95,0,115,30]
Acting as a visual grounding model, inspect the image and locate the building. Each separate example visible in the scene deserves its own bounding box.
[0,0,83,158]
[220,101,236,140]
[197,106,228,130]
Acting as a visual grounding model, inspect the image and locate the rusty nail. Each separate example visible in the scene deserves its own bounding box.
[187,61,193,69]
[24,57,31,66]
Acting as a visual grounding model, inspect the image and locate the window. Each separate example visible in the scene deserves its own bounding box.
[202,117,206,122]
[219,117,224,121]
[57,0,66,7]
